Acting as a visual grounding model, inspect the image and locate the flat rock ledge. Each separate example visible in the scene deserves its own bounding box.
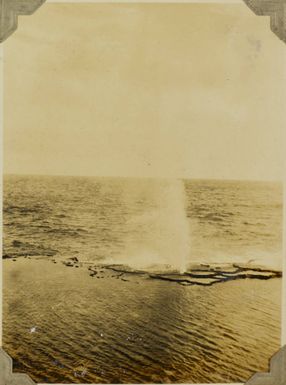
[60,258,282,286]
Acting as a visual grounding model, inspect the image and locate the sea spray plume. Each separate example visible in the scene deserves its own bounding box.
[114,178,191,272]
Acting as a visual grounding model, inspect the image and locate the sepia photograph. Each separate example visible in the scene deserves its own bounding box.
[1,1,285,384]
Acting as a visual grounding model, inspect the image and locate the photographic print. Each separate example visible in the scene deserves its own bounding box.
[1,1,285,384]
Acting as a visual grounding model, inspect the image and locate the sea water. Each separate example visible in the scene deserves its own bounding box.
[3,175,283,270]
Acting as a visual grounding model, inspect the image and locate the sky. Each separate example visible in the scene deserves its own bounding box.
[3,2,286,180]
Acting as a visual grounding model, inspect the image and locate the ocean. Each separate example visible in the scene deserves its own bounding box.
[3,175,283,269]
[2,175,283,383]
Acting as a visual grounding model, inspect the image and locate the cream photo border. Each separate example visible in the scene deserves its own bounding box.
[0,1,285,385]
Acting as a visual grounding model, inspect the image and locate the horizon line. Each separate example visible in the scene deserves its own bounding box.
[2,172,283,184]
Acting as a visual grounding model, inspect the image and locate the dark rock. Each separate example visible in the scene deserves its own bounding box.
[64,262,74,267]
[2,254,12,259]
[12,240,22,247]
[67,257,79,262]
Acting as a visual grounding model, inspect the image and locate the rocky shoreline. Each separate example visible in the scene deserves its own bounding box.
[4,255,282,286]
[55,257,282,287]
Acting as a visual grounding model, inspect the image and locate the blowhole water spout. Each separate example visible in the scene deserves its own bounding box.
[116,179,191,272]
